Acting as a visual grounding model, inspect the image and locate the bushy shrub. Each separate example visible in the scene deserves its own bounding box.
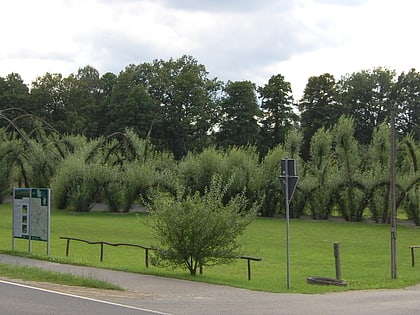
[102,161,157,212]
[221,146,263,210]
[178,147,223,195]
[148,175,257,275]
[51,155,104,211]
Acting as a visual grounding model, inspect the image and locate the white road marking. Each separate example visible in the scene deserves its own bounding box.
[0,279,173,315]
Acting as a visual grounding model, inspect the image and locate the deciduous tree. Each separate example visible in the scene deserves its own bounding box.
[338,67,395,145]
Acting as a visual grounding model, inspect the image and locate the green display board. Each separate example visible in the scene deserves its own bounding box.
[12,188,50,254]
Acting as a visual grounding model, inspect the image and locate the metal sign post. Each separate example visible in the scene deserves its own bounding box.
[279,158,299,289]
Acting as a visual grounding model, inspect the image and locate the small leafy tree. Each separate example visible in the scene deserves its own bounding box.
[148,175,257,275]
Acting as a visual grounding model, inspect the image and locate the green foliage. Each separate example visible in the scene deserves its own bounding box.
[178,146,224,195]
[51,140,104,211]
[258,74,298,154]
[395,69,420,140]
[105,73,158,137]
[333,117,367,221]
[303,127,336,219]
[284,128,303,159]
[404,183,420,225]
[133,55,222,159]
[25,139,60,188]
[366,123,390,223]
[0,130,18,200]
[148,175,257,275]
[216,80,261,148]
[102,161,157,212]
[338,67,395,145]
[299,73,340,160]
[209,146,264,213]
[259,145,287,216]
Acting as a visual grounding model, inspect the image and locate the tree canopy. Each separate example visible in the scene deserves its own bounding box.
[0,56,419,158]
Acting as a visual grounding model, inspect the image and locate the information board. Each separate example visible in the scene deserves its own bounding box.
[12,188,50,254]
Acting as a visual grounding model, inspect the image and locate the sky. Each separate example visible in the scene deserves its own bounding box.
[1,0,419,100]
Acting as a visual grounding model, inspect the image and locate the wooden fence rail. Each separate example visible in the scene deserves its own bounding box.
[239,255,262,281]
[59,236,154,267]
[59,236,262,280]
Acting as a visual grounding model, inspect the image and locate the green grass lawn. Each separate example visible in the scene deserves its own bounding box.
[1,202,420,293]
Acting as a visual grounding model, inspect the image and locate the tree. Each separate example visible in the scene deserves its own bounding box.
[257,74,298,155]
[59,66,105,137]
[30,73,67,133]
[148,175,256,275]
[216,80,261,148]
[299,73,340,160]
[135,55,221,159]
[394,68,420,141]
[104,67,158,137]
[0,73,31,131]
[338,67,395,145]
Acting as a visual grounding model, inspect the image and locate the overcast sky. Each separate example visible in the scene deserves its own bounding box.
[1,0,419,99]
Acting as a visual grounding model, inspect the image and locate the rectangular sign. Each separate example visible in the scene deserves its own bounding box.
[13,188,50,242]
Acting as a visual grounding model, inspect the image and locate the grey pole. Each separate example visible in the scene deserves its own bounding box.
[280,159,298,290]
[285,160,291,289]
[390,104,397,279]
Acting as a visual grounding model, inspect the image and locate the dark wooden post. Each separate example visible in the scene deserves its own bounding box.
[411,246,415,267]
[100,242,104,262]
[65,238,70,257]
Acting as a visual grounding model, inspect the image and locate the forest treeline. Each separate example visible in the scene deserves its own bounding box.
[0,55,419,223]
[1,55,419,159]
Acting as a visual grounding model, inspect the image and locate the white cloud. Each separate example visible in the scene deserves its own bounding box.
[265,0,420,98]
[0,0,419,101]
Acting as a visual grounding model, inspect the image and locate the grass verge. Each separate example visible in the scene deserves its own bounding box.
[0,262,123,290]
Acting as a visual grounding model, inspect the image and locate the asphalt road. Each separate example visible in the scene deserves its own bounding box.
[2,254,420,314]
[0,279,168,315]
